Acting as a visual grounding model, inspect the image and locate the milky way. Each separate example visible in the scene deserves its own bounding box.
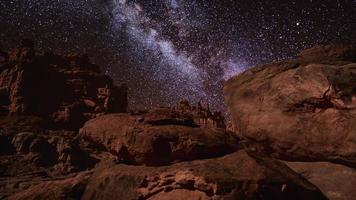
[1,0,355,112]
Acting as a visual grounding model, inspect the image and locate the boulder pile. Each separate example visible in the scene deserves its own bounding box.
[2,40,355,200]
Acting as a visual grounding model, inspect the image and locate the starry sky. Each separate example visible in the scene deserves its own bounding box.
[1,0,355,112]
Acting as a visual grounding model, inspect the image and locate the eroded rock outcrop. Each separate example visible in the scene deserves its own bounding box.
[79,112,239,166]
[0,39,127,129]
[173,99,226,129]
[7,151,328,200]
[7,171,92,200]
[298,44,356,63]
[0,127,99,199]
[80,150,327,200]
[2,41,351,200]
[224,44,356,167]
[0,130,97,176]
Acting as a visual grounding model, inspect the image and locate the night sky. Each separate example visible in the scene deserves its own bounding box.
[1,0,355,112]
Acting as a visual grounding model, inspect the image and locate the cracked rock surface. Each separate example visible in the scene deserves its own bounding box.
[224,45,356,167]
[81,150,327,200]
[79,113,239,166]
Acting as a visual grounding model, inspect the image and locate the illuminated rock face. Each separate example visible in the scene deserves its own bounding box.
[0,39,127,129]
[79,113,238,166]
[224,44,356,167]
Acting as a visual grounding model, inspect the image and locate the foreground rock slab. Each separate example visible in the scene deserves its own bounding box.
[80,113,239,166]
[285,161,356,200]
[7,171,92,200]
[81,150,327,200]
[224,44,356,166]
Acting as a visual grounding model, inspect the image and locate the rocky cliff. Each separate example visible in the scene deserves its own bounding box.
[224,43,356,200]
[0,39,127,129]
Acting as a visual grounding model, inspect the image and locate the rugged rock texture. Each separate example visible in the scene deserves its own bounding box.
[0,119,100,199]
[0,39,127,129]
[0,130,97,176]
[140,99,227,129]
[285,161,356,200]
[6,151,328,200]
[0,40,126,190]
[298,44,356,63]
[81,150,327,200]
[224,44,356,167]
[173,99,226,129]
[79,113,238,166]
[2,42,354,199]
[7,171,92,200]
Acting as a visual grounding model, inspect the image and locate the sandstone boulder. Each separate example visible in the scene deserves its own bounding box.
[82,150,327,200]
[5,151,328,200]
[80,113,239,166]
[224,44,356,167]
[285,161,356,200]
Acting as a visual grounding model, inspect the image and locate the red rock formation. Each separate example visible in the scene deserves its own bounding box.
[173,99,226,129]
[1,42,353,200]
[79,113,238,166]
[0,39,127,129]
[298,44,356,63]
[7,171,91,200]
[224,44,356,167]
[224,44,356,200]
[7,151,327,200]
[284,161,356,200]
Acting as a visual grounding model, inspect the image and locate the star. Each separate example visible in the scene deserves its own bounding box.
[0,0,355,113]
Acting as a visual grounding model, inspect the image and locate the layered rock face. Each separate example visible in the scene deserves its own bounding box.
[0,39,127,129]
[224,44,356,166]
[79,111,238,166]
[224,44,356,200]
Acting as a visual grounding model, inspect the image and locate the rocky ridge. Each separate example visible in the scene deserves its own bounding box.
[1,40,355,200]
